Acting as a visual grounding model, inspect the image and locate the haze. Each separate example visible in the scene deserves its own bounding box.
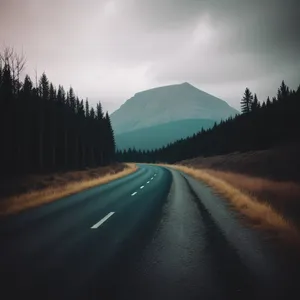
[1,0,299,113]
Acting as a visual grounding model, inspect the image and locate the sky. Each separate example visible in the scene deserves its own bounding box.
[1,0,300,113]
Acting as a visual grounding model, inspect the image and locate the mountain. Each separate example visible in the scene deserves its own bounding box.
[115,119,215,150]
[110,82,239,150]
[111,82,239,134]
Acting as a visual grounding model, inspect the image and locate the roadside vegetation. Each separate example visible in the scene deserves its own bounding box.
[0,163,137,216]
[0,47,115,180]
[159,164,300,249]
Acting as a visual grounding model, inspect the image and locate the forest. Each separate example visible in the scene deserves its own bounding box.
[1,47,299,175]
[116,80,300,163]
[0,48,116,178]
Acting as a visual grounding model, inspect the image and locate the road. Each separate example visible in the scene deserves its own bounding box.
[0,164,299,299]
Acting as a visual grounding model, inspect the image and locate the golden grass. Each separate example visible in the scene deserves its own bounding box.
[0,163,137,216]
[201,169,300,209]
[158,163,300,247]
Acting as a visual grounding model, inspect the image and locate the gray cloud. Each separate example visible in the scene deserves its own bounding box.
[0,0,299,112]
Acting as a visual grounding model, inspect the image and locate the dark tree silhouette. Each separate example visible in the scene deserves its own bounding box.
[0,49,116,178]
[251,93,260,111]
[116,80,300,164]
[277,80,290,101]
[240,87,253,114]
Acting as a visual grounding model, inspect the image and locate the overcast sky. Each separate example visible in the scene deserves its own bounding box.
[1,0,300,113]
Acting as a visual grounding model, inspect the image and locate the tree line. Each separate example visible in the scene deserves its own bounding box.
[0,47,115,178]
[116,80,300,163]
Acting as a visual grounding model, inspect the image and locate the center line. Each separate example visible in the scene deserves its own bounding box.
[140,185,144,189]
[131,191,137,196]
[147,181,150,184]
[91,212,115,229]
[151,177,153,180]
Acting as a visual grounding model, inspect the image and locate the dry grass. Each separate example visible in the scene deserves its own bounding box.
[179,142,300,182]
[158,163,300,247]
[0,163,137,216]
[202,169,300,212]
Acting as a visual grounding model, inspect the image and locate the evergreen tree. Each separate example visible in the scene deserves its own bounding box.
[39,72,49,100]
[240,87,253,114]
[96,102,104,120]
[0,64,14,175]
[251,93,259,111]
[69,87,76,113]
[104,111,116,163]
[85,99,89,118]
[277,80,290,101]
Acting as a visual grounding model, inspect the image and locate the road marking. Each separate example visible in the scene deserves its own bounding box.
[154,174,157,176]
[140,185,144,189]
[151,177,153,180]
[91,212,115,229]
[131,192,137,196]
[147,181,150,184]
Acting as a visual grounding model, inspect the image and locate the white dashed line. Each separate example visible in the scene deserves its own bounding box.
[151,177,153,180]
[140,185,144,189]
[91,212,115,229]
[147,181,150,184]
[131,192,137,196]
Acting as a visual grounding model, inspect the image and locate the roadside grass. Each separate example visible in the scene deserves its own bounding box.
[158,163,300,248]
[200,169,300,215]
[0,163,137,216]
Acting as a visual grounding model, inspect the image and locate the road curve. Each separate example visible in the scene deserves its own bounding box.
[0,164,299,299]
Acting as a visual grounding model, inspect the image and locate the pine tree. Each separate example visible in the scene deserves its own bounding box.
[23,75,33,96]
[69,87,76,113]
[96,102,104,120]
[1,64,13,101]
[240,88,253,114]
[85,99,89,118]
[49,83,57,168]
[266,96,271,107]
[251,93,260,111]
[277,80,290,101]
[20,75,33,171]
[105,111,116,163]
[96,102,104,165]
[39,73,49,100]
[0,64,13,175]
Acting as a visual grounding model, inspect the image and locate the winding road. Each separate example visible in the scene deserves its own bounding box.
[0,164,299,299]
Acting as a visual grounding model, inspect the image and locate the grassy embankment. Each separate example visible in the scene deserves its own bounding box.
[0,163,137,216]
[158,146,300,248]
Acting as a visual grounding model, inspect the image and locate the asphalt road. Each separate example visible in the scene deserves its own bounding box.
[0,164,299,300]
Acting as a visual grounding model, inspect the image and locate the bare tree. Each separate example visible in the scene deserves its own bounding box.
[0,46,26,94]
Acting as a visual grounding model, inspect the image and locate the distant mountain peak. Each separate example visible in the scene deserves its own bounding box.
[181,82,192,86]
[111,83,238,135]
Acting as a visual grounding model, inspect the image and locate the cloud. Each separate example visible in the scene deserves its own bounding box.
[0,0,299,112]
